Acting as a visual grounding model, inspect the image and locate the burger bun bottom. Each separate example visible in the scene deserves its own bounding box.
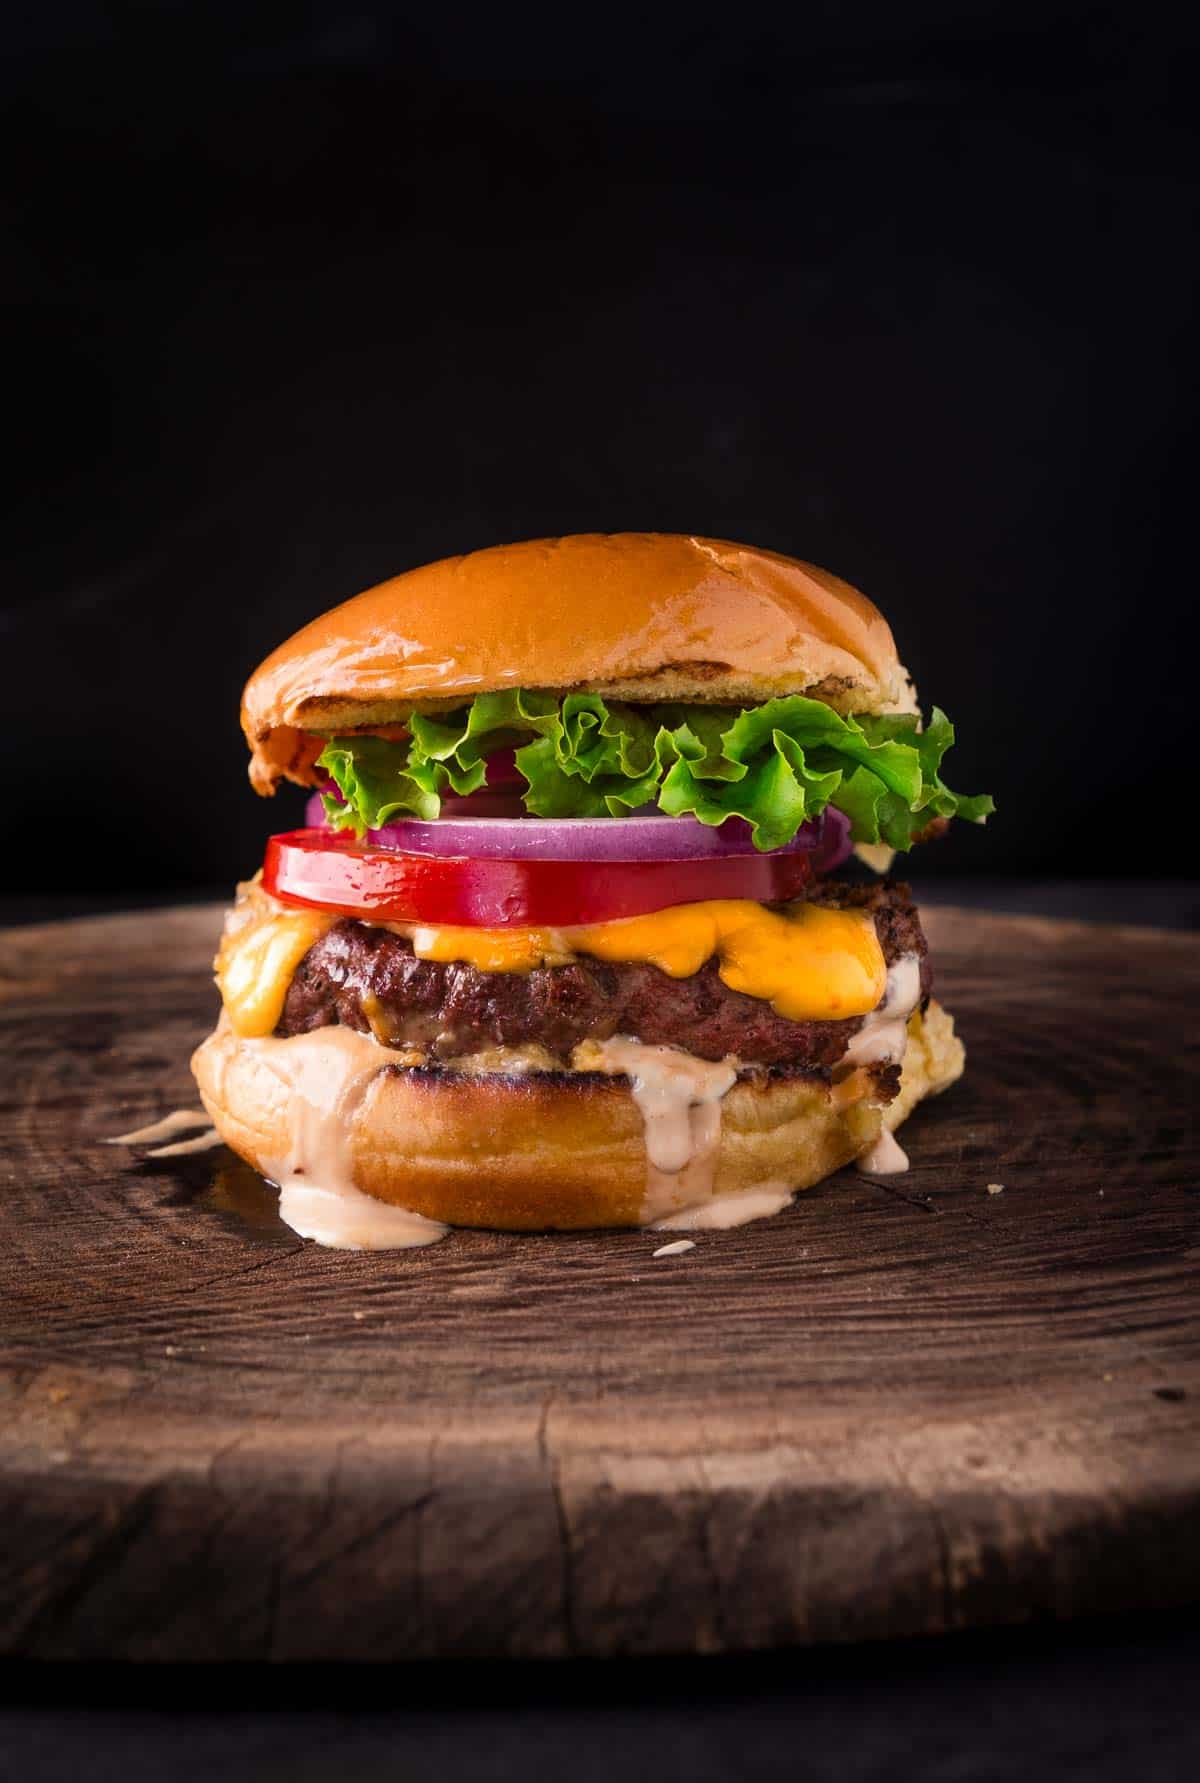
[193,1002,964,1232]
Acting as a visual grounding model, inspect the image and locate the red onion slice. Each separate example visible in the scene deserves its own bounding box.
[304,794,851,870]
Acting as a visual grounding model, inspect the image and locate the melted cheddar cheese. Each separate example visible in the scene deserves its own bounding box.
[406,923,575,973]
[215,894,333,1037]
[216,888,886,1037]
[573,901,885,1021]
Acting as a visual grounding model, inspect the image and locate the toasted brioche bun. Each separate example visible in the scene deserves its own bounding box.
[193,1002,962,1232]
[242,533,914,794]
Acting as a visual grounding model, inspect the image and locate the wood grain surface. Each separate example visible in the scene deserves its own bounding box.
[1,904,1197,1661]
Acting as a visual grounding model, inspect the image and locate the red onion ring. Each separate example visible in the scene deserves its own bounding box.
[304,794,851,871]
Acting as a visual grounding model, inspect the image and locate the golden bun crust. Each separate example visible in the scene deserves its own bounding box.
[192,1002,962,1232]
[242,533,913,793]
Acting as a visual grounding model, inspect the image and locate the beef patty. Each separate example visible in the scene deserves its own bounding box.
[276,880,930,1071]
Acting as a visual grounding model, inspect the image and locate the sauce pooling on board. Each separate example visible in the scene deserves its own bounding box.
[858,1126,910,1175]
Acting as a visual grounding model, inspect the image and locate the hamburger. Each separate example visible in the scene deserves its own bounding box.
[193,534,991,1248]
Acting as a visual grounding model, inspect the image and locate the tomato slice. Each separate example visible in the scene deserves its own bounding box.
[262,829,816,927]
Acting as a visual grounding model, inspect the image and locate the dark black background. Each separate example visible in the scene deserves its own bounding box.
[3,1620,1199,1782]
[4,3,1198,897]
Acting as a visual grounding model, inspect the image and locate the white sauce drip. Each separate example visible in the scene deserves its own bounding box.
[842,954,922,1071]
[588,1036,738,1225]
[107,1109,210,1146]
[653,1185,797,1231]
[242,1028,449,1251]
[858,1126,910,1175]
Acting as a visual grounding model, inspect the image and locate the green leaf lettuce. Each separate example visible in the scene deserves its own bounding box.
[317,690,993,851]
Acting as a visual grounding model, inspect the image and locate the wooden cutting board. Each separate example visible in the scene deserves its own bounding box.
[1,903,1197,1660]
